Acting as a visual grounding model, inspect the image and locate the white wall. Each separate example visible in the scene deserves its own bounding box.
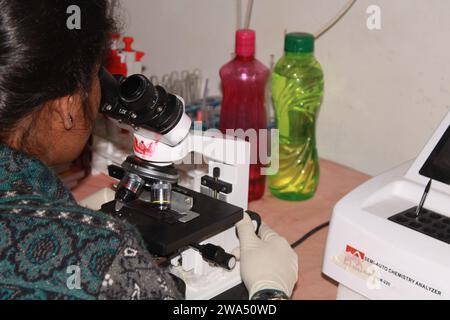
[119,0,450,176]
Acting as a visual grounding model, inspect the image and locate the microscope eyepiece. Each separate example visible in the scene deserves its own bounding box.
[99,68,185,135]
[120,74,154,104]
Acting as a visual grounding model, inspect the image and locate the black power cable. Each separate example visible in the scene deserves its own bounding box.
[245,210,330,249]
[290,221,330,249]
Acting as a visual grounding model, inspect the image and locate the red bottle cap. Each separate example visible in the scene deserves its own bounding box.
[123,37,134,52]
[235,29,255,57]
[196,110,203,122]
[136,51,145,62]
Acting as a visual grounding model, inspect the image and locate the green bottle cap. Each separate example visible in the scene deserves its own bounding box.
[284,32,314,53]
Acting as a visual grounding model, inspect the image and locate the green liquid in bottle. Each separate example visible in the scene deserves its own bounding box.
[269,48,324,201]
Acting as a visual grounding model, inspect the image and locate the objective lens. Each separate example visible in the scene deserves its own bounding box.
[120,173,144,194]
[151,181,172,210]
[114,173,145,214]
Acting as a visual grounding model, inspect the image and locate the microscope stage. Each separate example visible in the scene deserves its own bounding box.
[101,185,243,257]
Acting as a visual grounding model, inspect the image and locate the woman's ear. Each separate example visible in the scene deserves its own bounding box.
[54,94,79,130]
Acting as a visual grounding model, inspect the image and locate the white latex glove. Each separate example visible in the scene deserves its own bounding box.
[234,213,299,299]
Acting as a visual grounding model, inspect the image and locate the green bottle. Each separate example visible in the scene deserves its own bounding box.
[269,33,324,201]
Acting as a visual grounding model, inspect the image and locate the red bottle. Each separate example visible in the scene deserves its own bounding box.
[219,29,270,202]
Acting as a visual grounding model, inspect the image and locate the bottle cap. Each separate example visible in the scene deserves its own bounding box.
[285,32,314,53]
[136,51,145,62]
[123,37,134,52]
[235,29,255,57]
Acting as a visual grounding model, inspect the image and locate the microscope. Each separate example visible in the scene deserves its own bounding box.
[97,69,252,299]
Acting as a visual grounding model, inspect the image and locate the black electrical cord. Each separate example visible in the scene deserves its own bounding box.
[245,210,329,249]
[290,221,330,249]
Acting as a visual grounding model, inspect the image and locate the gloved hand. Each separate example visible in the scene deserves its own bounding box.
[234,213,299,299]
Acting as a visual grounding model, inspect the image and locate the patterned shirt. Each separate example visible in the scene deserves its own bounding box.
[0,145,183,300]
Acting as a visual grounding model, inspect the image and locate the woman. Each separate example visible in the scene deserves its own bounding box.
[0,0,298,300]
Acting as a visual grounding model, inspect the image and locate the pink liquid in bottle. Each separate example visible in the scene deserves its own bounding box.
[219,29,270,202]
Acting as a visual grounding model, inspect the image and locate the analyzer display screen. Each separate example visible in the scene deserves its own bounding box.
[420,124,450,185]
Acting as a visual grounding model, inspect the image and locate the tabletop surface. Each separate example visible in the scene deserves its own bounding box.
[72,159,370,300]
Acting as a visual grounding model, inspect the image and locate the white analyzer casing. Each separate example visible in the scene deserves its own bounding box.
[323,110,450,300]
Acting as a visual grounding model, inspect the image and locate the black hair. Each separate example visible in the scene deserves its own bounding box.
[0,0,116,142]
